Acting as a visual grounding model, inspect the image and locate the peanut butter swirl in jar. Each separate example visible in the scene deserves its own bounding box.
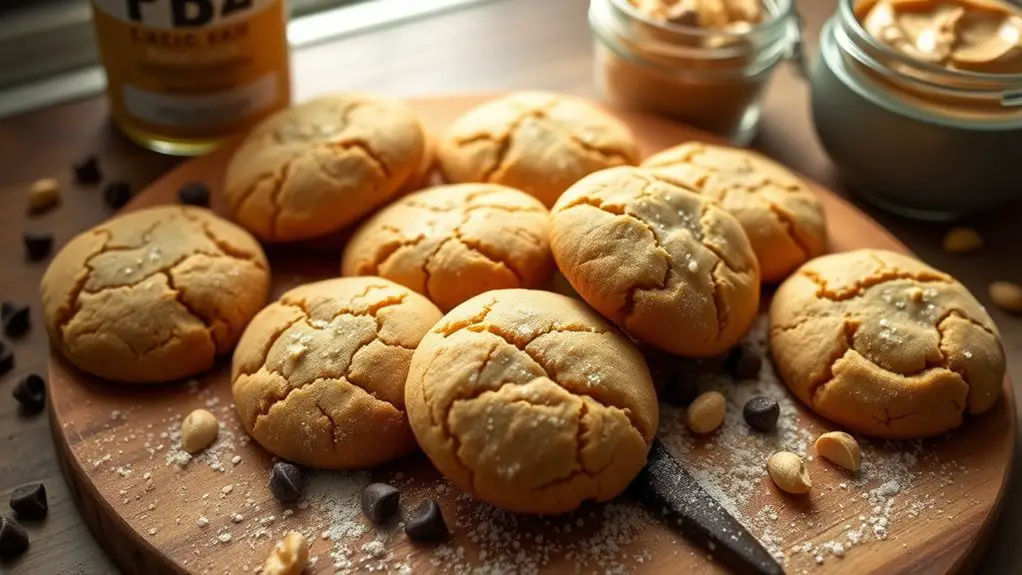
[589,0,799,144]
[858,0,1022,74]
[809,0,1022,219]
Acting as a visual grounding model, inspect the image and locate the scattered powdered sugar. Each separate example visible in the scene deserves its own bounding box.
[655,316,957,569]
[302,470,371,572]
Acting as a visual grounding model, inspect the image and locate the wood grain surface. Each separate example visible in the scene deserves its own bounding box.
[44,96,1015,575]
[1,1,1021,574]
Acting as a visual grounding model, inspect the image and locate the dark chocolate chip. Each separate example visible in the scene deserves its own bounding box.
[0,343,12,377]
[268,461,303,502]
[726,345,762,380]
[9,484,46,521]
[23,232,53,262]
[177,182,210,207]
[404,500,448,542]
[3,305,29,338]
[103,181,132,210]
[72,155,102,185]
[743,396,779,433]
[0,516,28,559]
[360,483,400,524]
[0,302,13,322]
[12,374,45,414]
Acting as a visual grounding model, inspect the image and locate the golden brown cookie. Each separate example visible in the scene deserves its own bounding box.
[224,94,427,242]
[405,289,659,514]
[341,184,554,312]
[550,166,761,357]
[40,206,269,383]
[232,277,442,469]
[436,92,640,207]
[643,142,828,283]
[770,249,1005,439]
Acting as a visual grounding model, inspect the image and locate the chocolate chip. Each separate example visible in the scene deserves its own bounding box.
[3,305,29,338]
[10,484,46,520]
[0,343,13,377]
[268,461,303,502]
[360,483,400,524]
[0,516,28,559]
[12,374,45,414]
[404,500,448,542]
[103,181,132,210]
[23,232,53,262]
[743,396,779,432]
[726,345,762,380]
[178,182,210,207]
[0,302,13,322]
[72,155,102,185]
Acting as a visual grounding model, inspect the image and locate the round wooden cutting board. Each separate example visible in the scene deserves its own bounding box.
[47,96,1015,575]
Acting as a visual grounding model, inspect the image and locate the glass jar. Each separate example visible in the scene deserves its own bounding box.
[589,0,799,145]
[810,0,1022,219]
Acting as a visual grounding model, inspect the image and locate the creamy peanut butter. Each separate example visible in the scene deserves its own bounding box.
[857,0,1022,74]
[629,0,764,30]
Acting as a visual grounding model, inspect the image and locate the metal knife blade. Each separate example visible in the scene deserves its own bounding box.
[630,438,785,575]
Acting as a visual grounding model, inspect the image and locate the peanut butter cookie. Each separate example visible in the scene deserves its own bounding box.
[341,183,554,312]
[40,206,269,383]
[232,277,442,469]
[224,94,427,242]
[436,92,640,207]
[644,142,827,283]
[405,289,659,514]
[770,249,1005,438]
[550,166,761,357]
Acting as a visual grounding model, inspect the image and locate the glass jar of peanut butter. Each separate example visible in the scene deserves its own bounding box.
[589,0,799,144]
[810,0,1022,219]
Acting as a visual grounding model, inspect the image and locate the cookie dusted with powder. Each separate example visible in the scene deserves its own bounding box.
[644,142,827,283]
[405,289,659,514]
[437,92,640,207]
[232,278,442,469]
[224,94,427,242]
[341,184,554,311]
[770,249,1005,438]
[40,206,269,383]
[550,167,760,357]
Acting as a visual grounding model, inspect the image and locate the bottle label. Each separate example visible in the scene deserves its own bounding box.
[90,0,291,141]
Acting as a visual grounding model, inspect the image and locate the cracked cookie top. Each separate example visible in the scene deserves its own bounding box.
[404,289,658,514]
[436,92,640,208]
[550,166,761,357]
[341,183,555,312]
[40,206,270,383]
[224,93,427,243]
[769,249,1005,439]
[232,277,442,469]
[643,142,828,283]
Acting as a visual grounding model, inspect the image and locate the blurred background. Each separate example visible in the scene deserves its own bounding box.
[0,0,488,118]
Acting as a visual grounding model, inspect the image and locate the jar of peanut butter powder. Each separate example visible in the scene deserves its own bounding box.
[811,0,1022,218]
[589,0,799,144]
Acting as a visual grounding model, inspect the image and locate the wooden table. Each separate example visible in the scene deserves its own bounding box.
[0,1,1019,573]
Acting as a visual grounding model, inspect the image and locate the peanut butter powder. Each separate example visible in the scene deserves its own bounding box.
[857,0,1022,74]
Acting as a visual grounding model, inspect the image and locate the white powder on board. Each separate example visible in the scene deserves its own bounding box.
[297,316,961,573]
[301,470,371,572]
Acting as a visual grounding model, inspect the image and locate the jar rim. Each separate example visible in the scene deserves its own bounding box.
[838,0,1022,83]
[608,0,794,39]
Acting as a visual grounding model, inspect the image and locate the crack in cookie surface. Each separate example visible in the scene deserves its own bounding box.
[554,172,754,343]
[238,282,419,421]
[55,209,265,359]
[773,251,1004,436]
